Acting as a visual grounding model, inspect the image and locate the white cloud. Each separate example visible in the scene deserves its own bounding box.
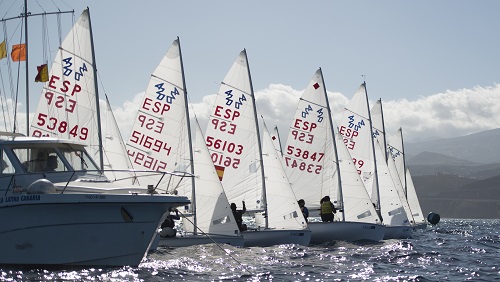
[6,83,500,145]
[381,84,500,142]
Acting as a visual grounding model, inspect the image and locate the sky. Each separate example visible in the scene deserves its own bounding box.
[1,0,500,143]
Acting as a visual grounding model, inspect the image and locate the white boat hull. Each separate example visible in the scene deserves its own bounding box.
[308,221,385,244]
[383,225,415,239]
[242,229,311,247]
[155,233,244,248]
[0,193,189,266]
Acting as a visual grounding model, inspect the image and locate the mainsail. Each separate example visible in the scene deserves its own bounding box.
[283,69,379,223]
[338,83,411,226]
[29,10,134,180]
[389,128,426,225]
[125,38,240,236]
[204,50,264,211]
[204,50,308,233]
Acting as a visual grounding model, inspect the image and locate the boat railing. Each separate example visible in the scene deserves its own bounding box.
[0,168,194,196]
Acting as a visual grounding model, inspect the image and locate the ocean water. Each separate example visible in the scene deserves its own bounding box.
[1,219,499,281]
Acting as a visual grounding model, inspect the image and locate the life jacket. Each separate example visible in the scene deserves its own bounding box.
[321,201,333,214]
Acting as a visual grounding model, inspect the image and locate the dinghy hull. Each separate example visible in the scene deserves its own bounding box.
[308,221,385,244]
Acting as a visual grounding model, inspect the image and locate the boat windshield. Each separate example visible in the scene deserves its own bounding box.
[13,147,67,173]
[59,147,99,172]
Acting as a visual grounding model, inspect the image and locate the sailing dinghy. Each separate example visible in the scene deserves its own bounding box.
[125,39,243,247]
[204,50,311,247]
[388,128,427,229]
[338,83,414,239]
[283,69,384,243]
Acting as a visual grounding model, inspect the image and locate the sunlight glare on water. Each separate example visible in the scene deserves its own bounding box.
[0,219,498,281]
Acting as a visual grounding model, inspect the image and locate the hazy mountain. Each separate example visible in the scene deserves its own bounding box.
[401,128,500,219]
[404,128,500,164]
[413,174,500,219]
[406,150,500,179]
[408,151,482,166]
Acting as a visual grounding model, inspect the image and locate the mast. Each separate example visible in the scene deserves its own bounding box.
[399,128,408,199]
[86,7,104,172]
[364,82,382,221]
[274,126,283,157]
[320,68,345,221]
[244,49,268,228]
[178,37,197,233]
[378,99,389,162]
[24,0,29,135]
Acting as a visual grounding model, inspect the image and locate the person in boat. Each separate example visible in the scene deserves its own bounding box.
[160,208,181,238]
[297,199,309,222]
[43,155,58,172]
[1,159,9,173]
[319,196,336,222]
[230,201,247,232]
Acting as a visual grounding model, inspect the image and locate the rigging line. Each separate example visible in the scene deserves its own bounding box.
[1,24,13,131]
[0,69,11,131]
[12,13,25,134]
[41,13,47,63]
[3,18,21,103]
[342,107,370,121]
[33,0,46,13]
[0,0,17,19]
[176,209,253,276]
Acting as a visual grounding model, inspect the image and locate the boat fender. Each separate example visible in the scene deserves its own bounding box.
[427,212,441,225]
[27,179,56,194]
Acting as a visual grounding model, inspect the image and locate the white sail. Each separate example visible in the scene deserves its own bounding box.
[338,83,411,227]
[374,139,412,226]
[261,119,307,229]
[30,10,100,154]
[405,168,425,225]
[204,50,264,211]
[179,123,241,235]
[204,51,311,246]
[101,96,137,182]
[283,69,336,211]
[125,39,241,241]
[389,128,426,225]
[388,128,407,191]
[125,39,190,189]
[370,99,388,160]
[29,10,134,179]
[338,84,377,200]
[283,69,379,223]
[371,99,414,225]
[271,126,283,156]
[334,130,381,223]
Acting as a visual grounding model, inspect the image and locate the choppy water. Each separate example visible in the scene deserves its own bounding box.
[1,219,499,281]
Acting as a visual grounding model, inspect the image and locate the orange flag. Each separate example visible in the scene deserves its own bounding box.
[11,43,26,62]
[35,64,49,82]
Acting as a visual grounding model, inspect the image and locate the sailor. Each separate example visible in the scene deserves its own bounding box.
[160,208,181,237]
[231,201,247,231]
[319,196,336,222]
